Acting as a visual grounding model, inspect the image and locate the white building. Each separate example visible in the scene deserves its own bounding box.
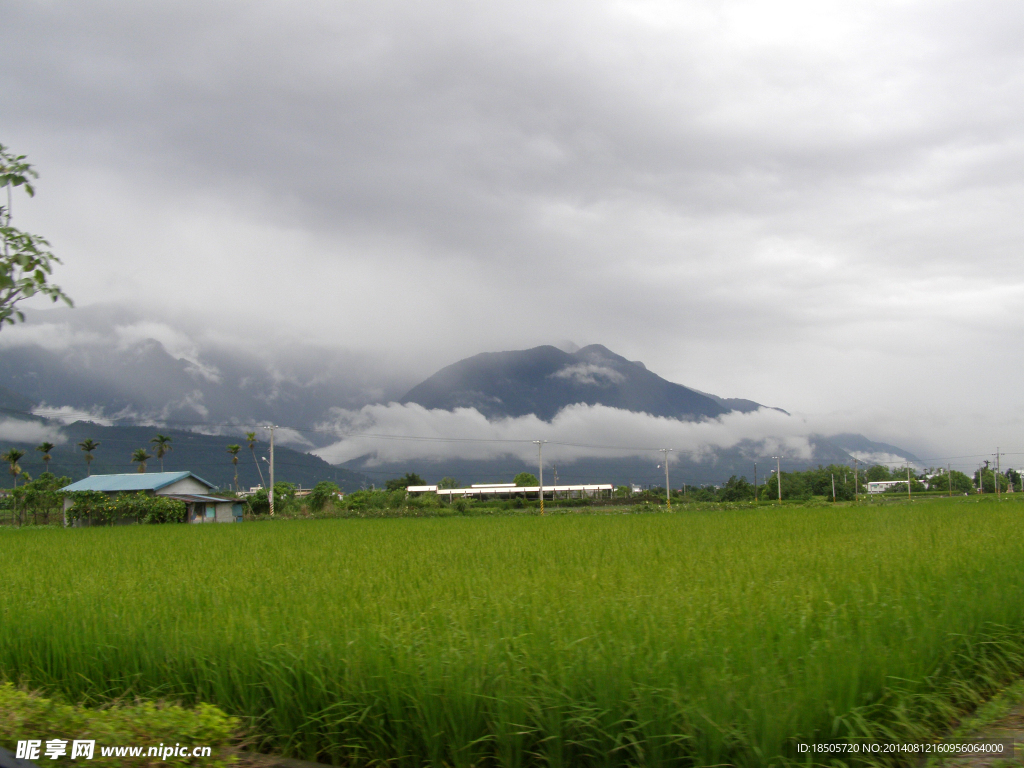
[407,482,614,500]
[866,480,910,494]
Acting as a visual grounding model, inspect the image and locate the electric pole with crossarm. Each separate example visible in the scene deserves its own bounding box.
[660,448,673,511]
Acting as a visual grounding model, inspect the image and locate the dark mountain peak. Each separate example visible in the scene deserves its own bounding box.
[401,344,772,422]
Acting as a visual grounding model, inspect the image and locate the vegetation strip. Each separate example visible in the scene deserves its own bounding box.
[0,685,237,767]
[1,498,1023,766]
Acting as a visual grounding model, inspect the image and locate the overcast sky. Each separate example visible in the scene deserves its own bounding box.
[2,0,1023,463]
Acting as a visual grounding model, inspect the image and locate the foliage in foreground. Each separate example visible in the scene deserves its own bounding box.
[0,684,238,768]
[0,142,72,326]
[2,499,1024,767]
[63,491,187,525]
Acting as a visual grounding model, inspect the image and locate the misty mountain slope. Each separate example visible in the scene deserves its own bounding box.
[401,344,763,421]
[0,306,411,439]
[0,420,371,491]
[822,434,922,463]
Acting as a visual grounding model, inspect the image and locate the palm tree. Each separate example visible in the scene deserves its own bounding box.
[245,431,266,489]
[78,438,99,476]
[150,434,172,472]
[226,445,241,492]
[2,449,25,526]
[36,441,55,474]
[2,448,25,487]
[131,448,152,473]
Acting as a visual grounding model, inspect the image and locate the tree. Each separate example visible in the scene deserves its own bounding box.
[36,441,55,474]
[514,472,538,487]
[866,465,891,482]
[974,468,1008,494]
[2,448,25,525]
[78,438,99,476]
[226,445,241,491]
[718,475,755,502]
[245,431,266,489]
[131,448,152,473]
[928,469,973,495]
[16,471,70,525]
[246,482,295,516]
[385,472,426,491]
[0,143,72,327]
[150,434,172,472]
[438,477,459,489]
[2,448,24,488]
[308,481,341,511]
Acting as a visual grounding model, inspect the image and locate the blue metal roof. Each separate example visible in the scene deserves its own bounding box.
[61,472,216,493]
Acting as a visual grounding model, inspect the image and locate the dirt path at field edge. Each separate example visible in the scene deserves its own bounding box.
[924,695,1024,768]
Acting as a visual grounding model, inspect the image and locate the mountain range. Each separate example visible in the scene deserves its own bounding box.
[0,312,922,489]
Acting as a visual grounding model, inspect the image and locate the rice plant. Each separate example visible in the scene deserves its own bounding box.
[1,497,1023,766]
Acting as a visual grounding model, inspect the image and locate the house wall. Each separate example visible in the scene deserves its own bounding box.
[214,502,236,523]
[158,477,212,496]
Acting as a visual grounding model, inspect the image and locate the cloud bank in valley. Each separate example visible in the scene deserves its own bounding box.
[0,419,66,446]
[314,403,817,466]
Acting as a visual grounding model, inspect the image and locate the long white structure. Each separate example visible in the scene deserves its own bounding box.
[408,483,614,500]
[866,480,910,494]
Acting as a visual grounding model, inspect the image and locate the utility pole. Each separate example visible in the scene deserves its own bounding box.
[660,448,673,511]
[853,458,859,502]
[263,426,277,516]
[533,440,546,515]
[906,466,911,500]
[831,473,836,502]
[753,462,757,505]
[773,456,782,503]
[995,448,1001,500]
[948,463,952,497]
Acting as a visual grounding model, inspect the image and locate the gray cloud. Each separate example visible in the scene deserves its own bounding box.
[2,1,1023,460]
[313,402,815,466]
[0,418,66,446]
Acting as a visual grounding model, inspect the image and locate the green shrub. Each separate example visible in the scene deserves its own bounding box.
[306,481,341,512]
[0,684,238,767]
[63,492,186,525]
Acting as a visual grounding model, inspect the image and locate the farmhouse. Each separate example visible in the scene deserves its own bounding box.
[61,471,243,524]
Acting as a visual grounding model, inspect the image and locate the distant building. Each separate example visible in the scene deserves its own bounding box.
[61,471,242,524]
[866,480,909,494]
[407,482,614,500]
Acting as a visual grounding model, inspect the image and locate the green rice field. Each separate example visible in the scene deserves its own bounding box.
[2,498,1024,766]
